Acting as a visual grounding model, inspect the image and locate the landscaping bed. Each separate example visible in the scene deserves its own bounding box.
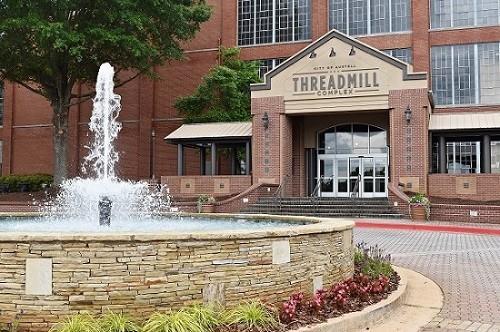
[6,243,398,332]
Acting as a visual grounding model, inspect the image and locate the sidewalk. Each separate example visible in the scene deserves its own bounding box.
[355,218,500,236]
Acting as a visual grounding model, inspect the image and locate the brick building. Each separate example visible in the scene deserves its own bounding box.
[1,0,500,221]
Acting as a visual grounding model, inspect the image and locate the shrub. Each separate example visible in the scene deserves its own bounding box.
[142,311,204,332]
[354,242,393,278]
[223,301,277,331]
[49,313,100,332]
[0,174,53,192]
[98,311,140,332]
[186,304,221,331]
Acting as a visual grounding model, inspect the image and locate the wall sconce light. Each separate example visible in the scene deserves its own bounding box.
[404,105,412,123]
[329,48,336,57]
[349,46,356,56]
[262,112,269,130]
[309,51,317,59]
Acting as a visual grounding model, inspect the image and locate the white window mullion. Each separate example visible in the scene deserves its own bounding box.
[473,0,478,26]
[292,0,295,41]
[450,0,454,28]
[367,0,371,34]
[477,142,481,174]
[347,0,350,34]
[254,0,258,45]
[389,0,393,32]
[451,46,456,105]
[474,44,480,104]
[272,0,276,43]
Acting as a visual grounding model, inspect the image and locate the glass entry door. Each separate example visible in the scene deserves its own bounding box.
[317,155,388,198]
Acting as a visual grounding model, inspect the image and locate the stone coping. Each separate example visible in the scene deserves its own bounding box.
[294,265,409,332]
[0,213,354,242]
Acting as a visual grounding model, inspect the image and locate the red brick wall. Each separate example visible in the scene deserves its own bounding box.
[431,204,500,223]
[161,175,252,199]
[389,88,430,193]
[428,174,500,202]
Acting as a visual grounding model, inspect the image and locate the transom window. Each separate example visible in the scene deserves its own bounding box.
[431,0,500,29]
[238,0,311,46]
[329,0,411,36]
[431,43,500,106]
[318,124,387,155]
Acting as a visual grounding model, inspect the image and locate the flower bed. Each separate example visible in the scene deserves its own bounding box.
[19,243,397,332]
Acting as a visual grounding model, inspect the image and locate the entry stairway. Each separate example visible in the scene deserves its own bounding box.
[240,197,405,219]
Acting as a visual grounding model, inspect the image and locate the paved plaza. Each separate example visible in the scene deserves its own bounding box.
[354,227,500,332]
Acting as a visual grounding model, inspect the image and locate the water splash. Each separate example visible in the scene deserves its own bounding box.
[41,63,171,225]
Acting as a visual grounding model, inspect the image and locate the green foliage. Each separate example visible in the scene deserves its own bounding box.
[142,311,204,332]
[223,302,277,331]
[98,311,140,332]
[49,313,100,332]
[355,243,394,279]
[0,0,212,96]
[186,304,221,331]
[0,174,53,192]
[409,193,430,205]
[175,48,261,123]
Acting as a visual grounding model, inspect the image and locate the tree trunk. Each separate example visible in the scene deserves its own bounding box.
[52,102,70,186]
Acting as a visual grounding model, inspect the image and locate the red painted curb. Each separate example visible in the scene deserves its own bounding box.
[355,221,500,236]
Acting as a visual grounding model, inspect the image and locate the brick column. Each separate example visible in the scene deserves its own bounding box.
[412,0,430,74]
[389,88,430,194]
[251,96,284,185]
[279,113,293,196]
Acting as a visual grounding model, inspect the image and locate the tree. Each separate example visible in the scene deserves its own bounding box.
[175,47,261,123]
[0,0,211,184]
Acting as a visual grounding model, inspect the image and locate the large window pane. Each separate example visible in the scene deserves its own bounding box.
[369,126,387,153]
[353,124,369,154]
[478,44,500,104]
[446,141,481,174]
[336,125,353,154]
[238,0,311,46]
[330,0,410,35]
[431,0,500,28]
[384,48,413,64]
[492,140,500,173]
[371,0,390,34]
[431,46,454,105]
[454,45,476,105]
[258,58,288,79]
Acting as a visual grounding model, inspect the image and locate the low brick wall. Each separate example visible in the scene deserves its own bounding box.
[431,204,500,223]
[161,176,252,199]
[0,216,354,332]
[428,174,500,202]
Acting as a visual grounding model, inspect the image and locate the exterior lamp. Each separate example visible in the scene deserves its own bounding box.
[404,106,412,123]
[262,112,270,130]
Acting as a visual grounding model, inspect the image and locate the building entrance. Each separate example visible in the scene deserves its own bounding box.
[316,124,388,198]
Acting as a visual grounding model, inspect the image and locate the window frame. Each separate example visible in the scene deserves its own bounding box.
[429,0,500,30]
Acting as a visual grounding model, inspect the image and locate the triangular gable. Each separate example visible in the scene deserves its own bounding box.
[251,29,427,102]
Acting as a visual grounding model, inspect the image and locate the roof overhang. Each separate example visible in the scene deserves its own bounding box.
[429,112,500,131]
[164,122,252,144]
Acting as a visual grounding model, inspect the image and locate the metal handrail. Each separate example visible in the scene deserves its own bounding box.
[311,177,322,197]
[351,174,361,198]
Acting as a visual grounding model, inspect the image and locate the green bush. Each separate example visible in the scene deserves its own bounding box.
[98,311,140,332]
[186,305,221,331]
[142,311,204,332]
[354,242,394,278]
[223,302,277,331]
[49,313,100,332]
[0,174,53,192]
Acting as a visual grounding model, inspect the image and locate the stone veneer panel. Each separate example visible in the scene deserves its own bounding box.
[0,218,354,332]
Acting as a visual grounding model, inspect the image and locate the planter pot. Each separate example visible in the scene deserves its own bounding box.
[410,205,427,221]
[200,204,215,213]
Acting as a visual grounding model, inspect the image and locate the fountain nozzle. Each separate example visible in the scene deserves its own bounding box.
[98,196,112,226]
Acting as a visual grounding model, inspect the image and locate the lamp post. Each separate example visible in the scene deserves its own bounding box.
[262,112,269,130]
[404,105,412,124]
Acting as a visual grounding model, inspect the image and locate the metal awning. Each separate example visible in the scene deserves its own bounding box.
[429,112,500,131]
[165,121,252,143]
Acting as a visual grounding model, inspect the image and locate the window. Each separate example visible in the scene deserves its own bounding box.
[384,48,412,64]
[318,124,387,154]
[446,141,481,174]
[431,43,500,106]
[258,58,287,79]
[329,0,411,36]
[0,82,3,126]
[431,0,500,29]
[492,139,500,173]
[238,0,311,46]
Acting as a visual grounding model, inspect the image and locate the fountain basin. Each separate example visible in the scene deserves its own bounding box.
[0,214,354,332]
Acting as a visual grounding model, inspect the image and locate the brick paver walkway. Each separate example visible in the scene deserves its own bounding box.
[354,228,500,331]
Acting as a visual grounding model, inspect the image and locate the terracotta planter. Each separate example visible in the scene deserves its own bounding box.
[200,204,215,213]
[410,205,427,221]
